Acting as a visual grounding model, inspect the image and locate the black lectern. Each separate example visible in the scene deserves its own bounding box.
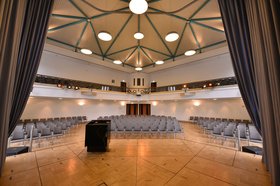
[85,120,111,152]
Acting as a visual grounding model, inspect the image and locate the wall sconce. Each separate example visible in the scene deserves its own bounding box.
[193,100,201,107]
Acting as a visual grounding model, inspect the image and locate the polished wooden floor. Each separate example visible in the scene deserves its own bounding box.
[0,123,271,186]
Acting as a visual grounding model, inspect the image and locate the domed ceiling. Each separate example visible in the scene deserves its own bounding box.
[47,0,226,70]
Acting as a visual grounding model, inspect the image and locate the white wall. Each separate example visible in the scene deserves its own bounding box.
[21,97,126,120]
[151,98,250,121]
[149,53,234,86]
[38,51,130,86]
[129,72,150,88]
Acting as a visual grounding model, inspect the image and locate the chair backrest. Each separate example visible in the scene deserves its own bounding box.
[249,125,262,141]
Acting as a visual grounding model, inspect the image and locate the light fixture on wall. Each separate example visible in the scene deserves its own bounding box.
[78,100,85,106]
[134,32,144,40]
[193,100,201,107]
[80,48,92,55]
[185,50,196,56]
[155,60,164,65]
[165,32,179,42]
[74,86,80,90]
[135,67,142,71]
[98,31,112,41]
[113,60,122,65]
[120,101,126,106]
[152,101,158,106]
[129,0,148,14]
[67,85,72,89]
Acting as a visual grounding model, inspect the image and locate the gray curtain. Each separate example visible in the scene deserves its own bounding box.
[0,0,53,175]
[218,0,280,185]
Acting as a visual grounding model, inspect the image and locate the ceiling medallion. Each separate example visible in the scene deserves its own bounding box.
[113,60,122,65]
[134,32,144,40]
[135,67,143,71]
[98,31,112,41]
[185,50,196,56]
[129,0,148,14]
[80,48,92,55]
[155,60,164,65]
[165,32,179,42]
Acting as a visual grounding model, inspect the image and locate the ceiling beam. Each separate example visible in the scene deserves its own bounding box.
[75,22,88,49]
[147,7,187,22]
[192,17,222,21]
[68,0,88,17]
[51,14,85,19]
[140,47,154,63]
[191,21,224,33]
[104,14,134,55]
[124,47,138,64]
[141,46,170,57]
[174,22,188,56]
[48,19,85,32]
[189,23,201,50]
[189,0,210,19]
[145,14,173,56]
[107,45,138,56]
[89,22,104,56]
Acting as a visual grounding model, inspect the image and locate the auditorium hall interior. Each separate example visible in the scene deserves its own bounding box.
[0,0,279,186]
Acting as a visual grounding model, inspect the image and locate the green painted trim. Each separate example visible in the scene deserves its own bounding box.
[140,47,154,63]
[137,46,140,63]
[75,22,88,48]
[148,0,162,3]
[138,15,140,32]
[107,45,138,56]
[148,7,187,22]
[191,21,224,33]
[189,0,210,19]
[189,23,201,49]
[174,22,188,56]
[145,14,173,56]
[48,19,85,32]
[68,0,88,17]
[89,22,103,55]
[199,40,226,50]
[124,47,138,63]
[192,17,222,21]
[141,46,170,57]
[47,37,75,48]
[105,14,134,55]
[51,14,85,19]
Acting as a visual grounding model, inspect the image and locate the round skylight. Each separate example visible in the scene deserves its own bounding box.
[113,60,122,65]
[129,0,148,14]
[155,60,164,65]
[80,48,92,55]
[165,32,179,42]
[134,32,144,40]
[184,50,196,56]
[98,31,112,41]
[135,67,143,71]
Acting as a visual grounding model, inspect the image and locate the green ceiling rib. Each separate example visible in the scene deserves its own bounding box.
[75,22,88,49]
[145,14,173,56]
[104,14,134,55]
[68,0,88,17]
[107,45,138,56]
[189,0,210,19]
[51,14,86,19]
[191,21,224,33]
[48,19,85,32]
[174,22,188,56]
[199,40,226,50]
[138,15,140,32]
[124,47,138,63]
[148,7,187,22]
[141,46,170,57]
[192,17,222,21]
[148,0,162,3]
[89,22,103,56]
[140,47,154,63]
[189,23,201,49]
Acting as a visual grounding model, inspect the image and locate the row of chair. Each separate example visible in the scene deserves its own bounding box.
[19,116,87,124]
[8,116,87,150]
[189,116,251,124]
[97,115,183,138]
[196,118,262,148]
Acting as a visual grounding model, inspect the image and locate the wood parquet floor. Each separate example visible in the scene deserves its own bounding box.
[0,123,271,186]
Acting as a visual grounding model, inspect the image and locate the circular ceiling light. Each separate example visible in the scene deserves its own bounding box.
[80,48,92,55]
[129,0,148,14]
[185,50,196,56]
[135,67,143,71]
[134,32,144,40]
[155,60,164,65]
[165,32,179,42]
[113,60,122,65]
[98,31,112,41]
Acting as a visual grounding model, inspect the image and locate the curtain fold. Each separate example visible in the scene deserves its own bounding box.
[0,0,54,176]
[218,0,280,185]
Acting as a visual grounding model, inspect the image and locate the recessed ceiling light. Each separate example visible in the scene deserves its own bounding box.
[134,32,144,40]
[113,60,122,65]
[165,32,179,42]
[80,48,92,55]
[155,60,164,65]
[135,67,143,71]
[185,50,196,56]
[129,0,148,14]
[98,31,112,41]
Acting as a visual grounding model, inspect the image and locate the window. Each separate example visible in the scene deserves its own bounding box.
[133,78,135,86]
[137,78,141,86]
[142,78,144,86]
